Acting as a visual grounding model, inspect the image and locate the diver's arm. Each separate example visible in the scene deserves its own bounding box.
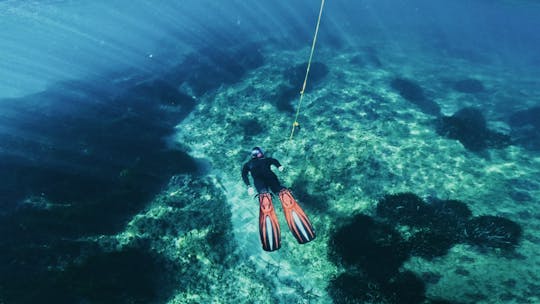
[269,158,284,172]
[269,158,282,168]
[241,163,251,186]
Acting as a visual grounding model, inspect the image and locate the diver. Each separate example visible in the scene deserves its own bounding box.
[241,147,316,251]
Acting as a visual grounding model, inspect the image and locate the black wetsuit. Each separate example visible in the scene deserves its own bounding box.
[242,157,284,193]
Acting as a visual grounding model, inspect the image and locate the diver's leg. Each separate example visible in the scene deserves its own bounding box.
[257,191,281,251]
[277,188,316,244]
[268,177,285,194]
[253,179,269,194]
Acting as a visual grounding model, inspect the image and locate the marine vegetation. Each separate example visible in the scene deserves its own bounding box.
[327,192,522,303]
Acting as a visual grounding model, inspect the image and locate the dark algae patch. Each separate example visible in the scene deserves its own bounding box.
[436,107,511,151]
[327,192,523,303]
[390,77,441,116]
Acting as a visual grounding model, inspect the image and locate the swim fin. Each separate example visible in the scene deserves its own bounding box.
[258,192,281,251]
[278,189,316,244]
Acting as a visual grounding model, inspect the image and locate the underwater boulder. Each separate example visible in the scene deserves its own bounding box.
[435,107,510,151]
[464,215,522,250]
[453,78,485,93]
[390,77,441,116]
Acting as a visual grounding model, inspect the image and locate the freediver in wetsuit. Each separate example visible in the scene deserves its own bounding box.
[241,147,285,195]
[241,147,315,252]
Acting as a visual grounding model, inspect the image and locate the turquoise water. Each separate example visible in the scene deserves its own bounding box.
[1,1,539,303]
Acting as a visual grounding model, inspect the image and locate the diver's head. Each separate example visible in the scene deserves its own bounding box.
[251,147,264,159]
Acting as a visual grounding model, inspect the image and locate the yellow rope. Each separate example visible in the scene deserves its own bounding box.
[289,0,325,141]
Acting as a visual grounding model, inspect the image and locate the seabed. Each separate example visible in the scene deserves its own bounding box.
[86,35,540,303]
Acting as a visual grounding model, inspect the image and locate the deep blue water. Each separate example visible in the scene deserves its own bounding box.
[1,0,539,303]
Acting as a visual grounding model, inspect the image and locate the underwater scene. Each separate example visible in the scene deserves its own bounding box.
[1,0,539,303]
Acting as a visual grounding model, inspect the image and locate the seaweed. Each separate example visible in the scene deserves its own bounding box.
[328,192,522,303]
[464,215,522,250]
[376,192,433,227]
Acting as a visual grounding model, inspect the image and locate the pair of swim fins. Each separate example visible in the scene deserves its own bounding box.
[258,189,316,252]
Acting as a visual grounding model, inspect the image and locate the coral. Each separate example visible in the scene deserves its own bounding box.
[453,78,485,93]
[464,215,522,250]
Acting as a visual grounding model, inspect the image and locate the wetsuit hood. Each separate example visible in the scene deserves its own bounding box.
[251,147,265,159]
